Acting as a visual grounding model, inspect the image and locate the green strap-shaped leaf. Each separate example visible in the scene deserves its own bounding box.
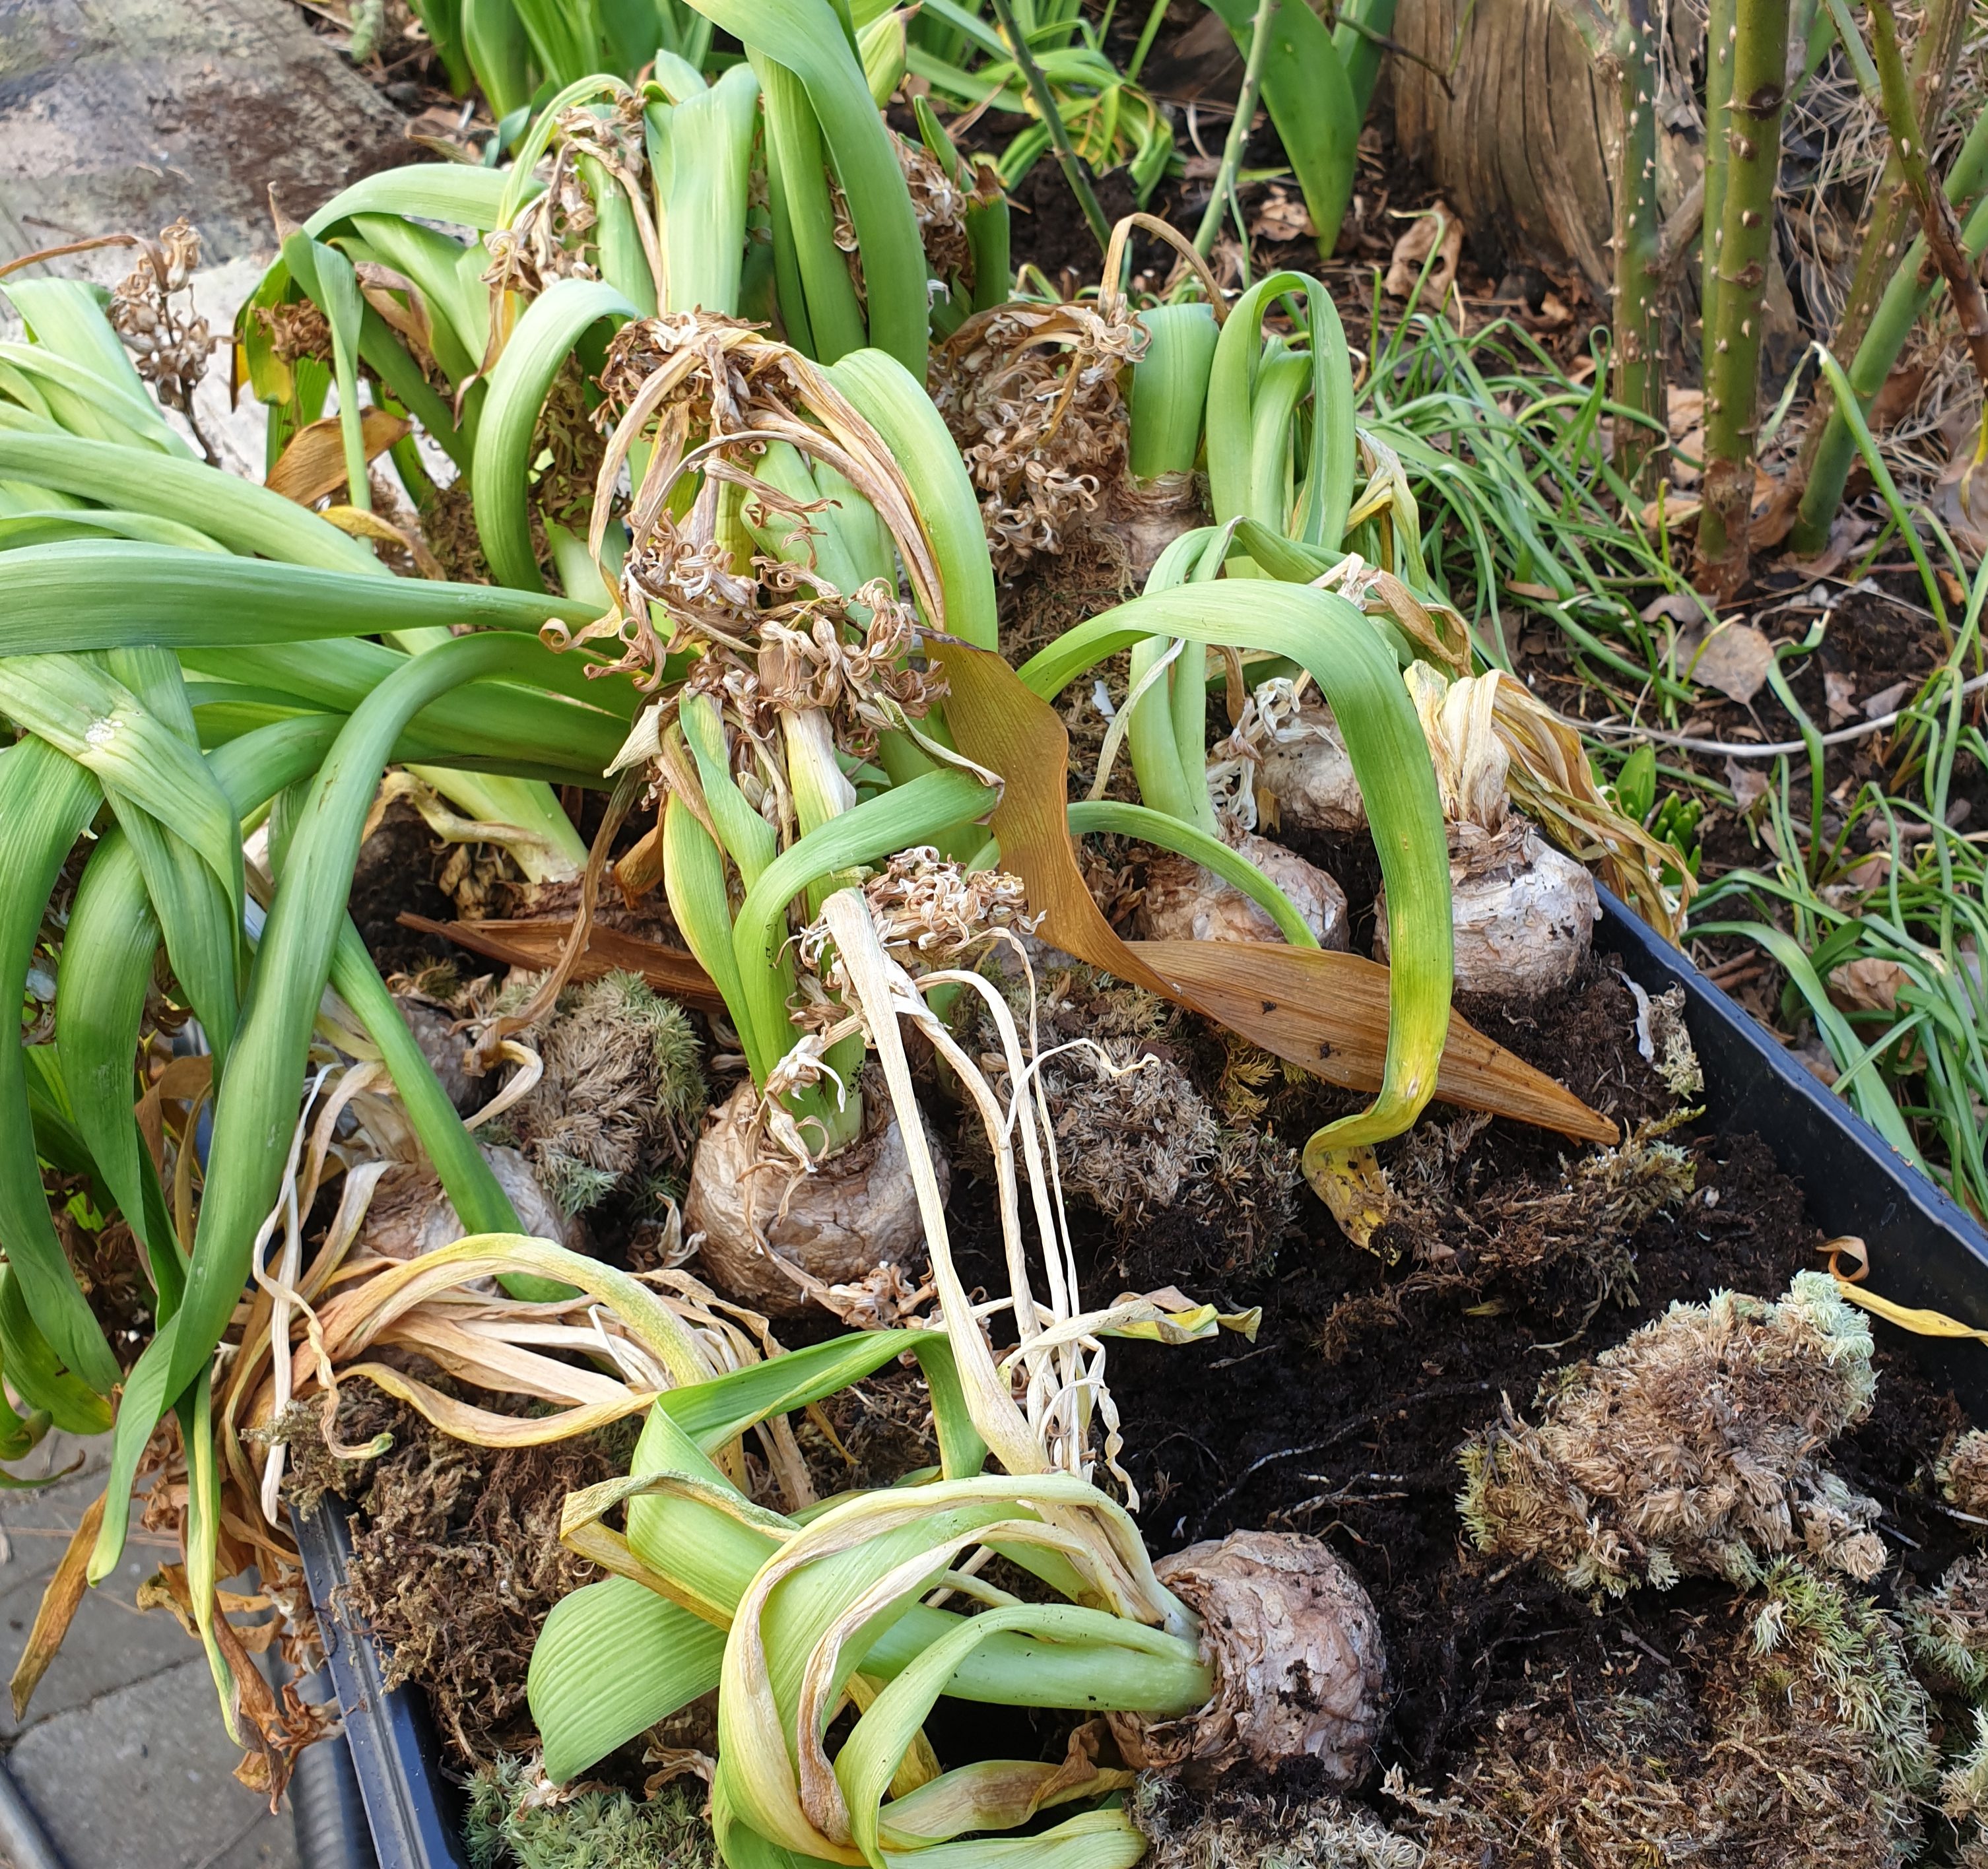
[0,740,121,1396]
[472,279,639,591]
[304,162,518,238]
[824,350,1000,650]
[840,1605,1171,1868]
[347,213,487,384]
[1066,800,1321,946]
[0,279,149,404]
[694,0,929,370]
[57,716,343,1301]
[0,544,599,654]
[729,768,993,1080]
[0,657,244,991]
[0,342,191,458]
[1129,302,1220,482]
[1201,0,1358,263]
[649,62,761,317]
[1207,270,1356,554]
[164,635,567,1402]
[0,1265,110,1437]
[0,436,380,572]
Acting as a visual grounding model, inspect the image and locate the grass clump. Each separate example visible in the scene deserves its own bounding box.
[1458,1272,1884,1595]
[465,1754,715,1869]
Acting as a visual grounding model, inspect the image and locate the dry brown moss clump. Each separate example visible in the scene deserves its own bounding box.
[1942,1427,1988,1517]
[1317,1118,1694,1358]
[958,966,1299,1277]
[484,970,705,1219]
[1459,1272,1884,1594]
[1400,1563,1936,1868]
[333,1395,620,1759]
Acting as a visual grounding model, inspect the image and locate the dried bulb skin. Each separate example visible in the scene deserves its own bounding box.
[1135,836,1350,950]
[1114,1531,1387,1788]
[1110,474,1206,591]
[1375,823,1598,995]
[685,1081,941,1316]
[364,1146,576,1261]
[1255,702,1368,835]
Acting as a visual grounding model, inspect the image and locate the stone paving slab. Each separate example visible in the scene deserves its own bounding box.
[0,0,412,265]
[0,1439,297,1869]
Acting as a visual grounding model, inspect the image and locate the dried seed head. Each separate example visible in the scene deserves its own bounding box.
[1114,1531,1387,1787]
[930,298,1144,572]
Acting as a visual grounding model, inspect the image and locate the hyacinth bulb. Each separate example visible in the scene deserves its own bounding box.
[1135,834,1350,950]
[684,1080,941,1317]
[1115,1531,1387,1787]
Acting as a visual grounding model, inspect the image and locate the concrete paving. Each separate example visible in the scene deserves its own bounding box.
[0,1436,296,1869]
[0,0,411,265]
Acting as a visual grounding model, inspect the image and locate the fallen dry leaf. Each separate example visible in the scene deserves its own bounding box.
[1725,757,1770,814]
[1643,492,1702,530]
[1782,509,1871,580]
[1861,678,1912,719]
[1748,473,1799,549]
[1669,424,1706,486]
[1536,292,1573,328]
[1666,387,1705,432]
[1385,203,1463,304]
[1868,362,1929,430]
[1824,669,1857,726]
[1251,186,1315,243]
[1828,956,1914,1014]
[1932,442,1988,556]
[1690,620,1776,704]
[1640,590,1705,626]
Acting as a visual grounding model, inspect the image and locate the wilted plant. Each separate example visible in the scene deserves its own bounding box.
[1459,1272,1886,1594]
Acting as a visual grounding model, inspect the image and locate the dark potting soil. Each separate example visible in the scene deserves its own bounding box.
[945,954,1977,1792]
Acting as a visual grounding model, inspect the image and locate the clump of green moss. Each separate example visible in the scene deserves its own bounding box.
[1131,1773,1420,1869]
[1457,1273,1884,1596]
[486,969,705,1218]
[1901,1552,1988,1694]
[464,1754,715,1869]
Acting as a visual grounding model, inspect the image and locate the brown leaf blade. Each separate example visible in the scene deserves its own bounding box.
[11,1488,106,1721]
[265,407,411,506]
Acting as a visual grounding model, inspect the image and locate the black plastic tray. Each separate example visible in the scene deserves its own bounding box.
[292,1498,472,1869]
[1601,884,1988,1414]
[294,886,1988,1867]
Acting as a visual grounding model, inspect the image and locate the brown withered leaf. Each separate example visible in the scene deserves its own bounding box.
[397,913,727,1013]
[1385,203,1463,304]
[1828,957,1913,1014]
[265,407,411,506]
[1690,622,1775,704]
[10,1489,104,1721]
